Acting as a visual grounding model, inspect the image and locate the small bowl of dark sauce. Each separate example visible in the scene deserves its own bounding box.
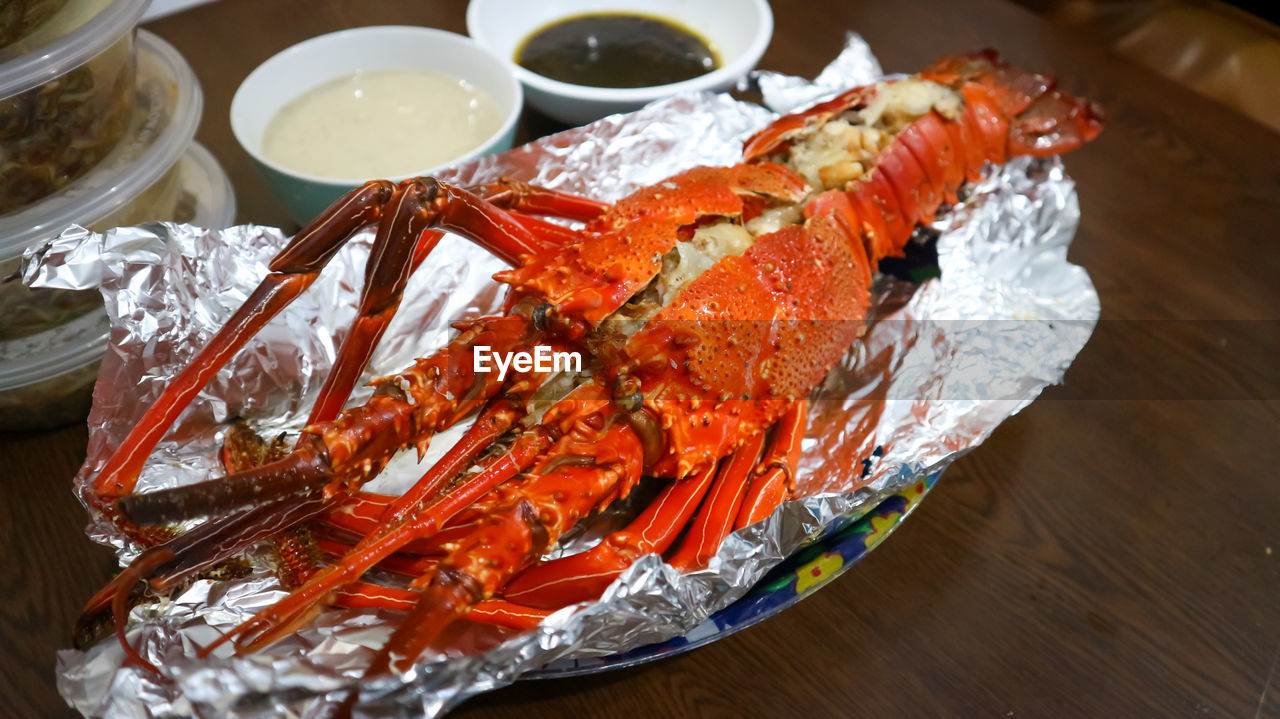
[467,0,772,125]
[516,13,720,89]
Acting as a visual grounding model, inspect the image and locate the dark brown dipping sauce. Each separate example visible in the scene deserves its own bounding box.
[516,13,720,89]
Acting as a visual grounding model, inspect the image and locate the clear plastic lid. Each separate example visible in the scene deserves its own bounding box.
[182,141,238,230]
[0,306,107,390]
[0,29,202,263]
[0,0,151,99]
[0,139,235,390]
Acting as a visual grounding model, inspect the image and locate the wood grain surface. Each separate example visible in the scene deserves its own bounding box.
[1,0,1277,716]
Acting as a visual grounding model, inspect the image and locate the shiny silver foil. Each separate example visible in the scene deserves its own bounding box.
[34,37,1098,718]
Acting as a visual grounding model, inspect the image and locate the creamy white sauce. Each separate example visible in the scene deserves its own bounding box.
[262,68,502,179]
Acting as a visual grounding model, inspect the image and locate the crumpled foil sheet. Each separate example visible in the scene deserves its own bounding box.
[33,36,1098,718]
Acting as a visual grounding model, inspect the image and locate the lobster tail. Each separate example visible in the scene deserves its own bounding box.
[922,49,1104,157]
[748,51,1104,263]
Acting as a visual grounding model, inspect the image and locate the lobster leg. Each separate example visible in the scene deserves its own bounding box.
[303,180,572,425]
[79,418,336,667]
[113,313,541,526]
[288,396,524,558]
[665,401,807,570]
[92,177,599,511]
[404,181,601,276]
[315,538,440,576]
[322,496,482,556]
[734,399,808,529]
[426,178,605,270]
[364,398,524,532]
[209,383,638,656]
[76,494,335,669]
[90,181,393,508]
[304,185,444,426]
[124,402,804,661]
[349,421,648,681]
[325,523,570,715]
[308,179,606,426]
[502,402,804,611]
[323,494,473,555]
[314,538,553,631]
[471,178,609,222]
[95,323,548,663]
[106,548,174,673]
[324,493,400,538]
[115,405,399,526]
[331,581,550,630]
[510,214,585,248]
[316,540,553,631]
[195,397,572,656]
[341,590,551,631]
[359,582,474,680]
[501,462,719,609]
[666,432,767,571]
[466,600,554,630]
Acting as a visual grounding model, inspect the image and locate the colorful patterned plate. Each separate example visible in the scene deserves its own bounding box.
[529,472,940,677]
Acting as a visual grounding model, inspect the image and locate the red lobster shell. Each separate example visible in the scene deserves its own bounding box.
[75,50,1101,688]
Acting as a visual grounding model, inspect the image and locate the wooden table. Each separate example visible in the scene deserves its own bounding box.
[4,0,1277,716]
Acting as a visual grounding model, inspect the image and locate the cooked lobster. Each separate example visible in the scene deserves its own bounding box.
[76,51,1101,682]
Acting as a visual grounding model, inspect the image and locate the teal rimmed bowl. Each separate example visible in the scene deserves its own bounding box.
[231,26,522,225]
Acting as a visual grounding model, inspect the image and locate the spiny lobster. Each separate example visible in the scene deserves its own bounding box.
[76,51,1101,687]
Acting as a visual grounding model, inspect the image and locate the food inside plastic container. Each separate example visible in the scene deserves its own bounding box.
[0,30,210,341]
[0,144,234,432]
[102,141,235,230]
[0,36,134,212]
[0,0,69,48]
[0,0,150,213]
[0,309,105,431]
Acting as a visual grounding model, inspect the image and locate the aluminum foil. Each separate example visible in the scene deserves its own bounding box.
[33,37,1098,718]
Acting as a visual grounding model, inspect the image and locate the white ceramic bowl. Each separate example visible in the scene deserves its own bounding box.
[231,26,523,224]
[467,0,772,125]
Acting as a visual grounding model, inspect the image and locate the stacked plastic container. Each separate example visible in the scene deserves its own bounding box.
[0,0,235,430]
